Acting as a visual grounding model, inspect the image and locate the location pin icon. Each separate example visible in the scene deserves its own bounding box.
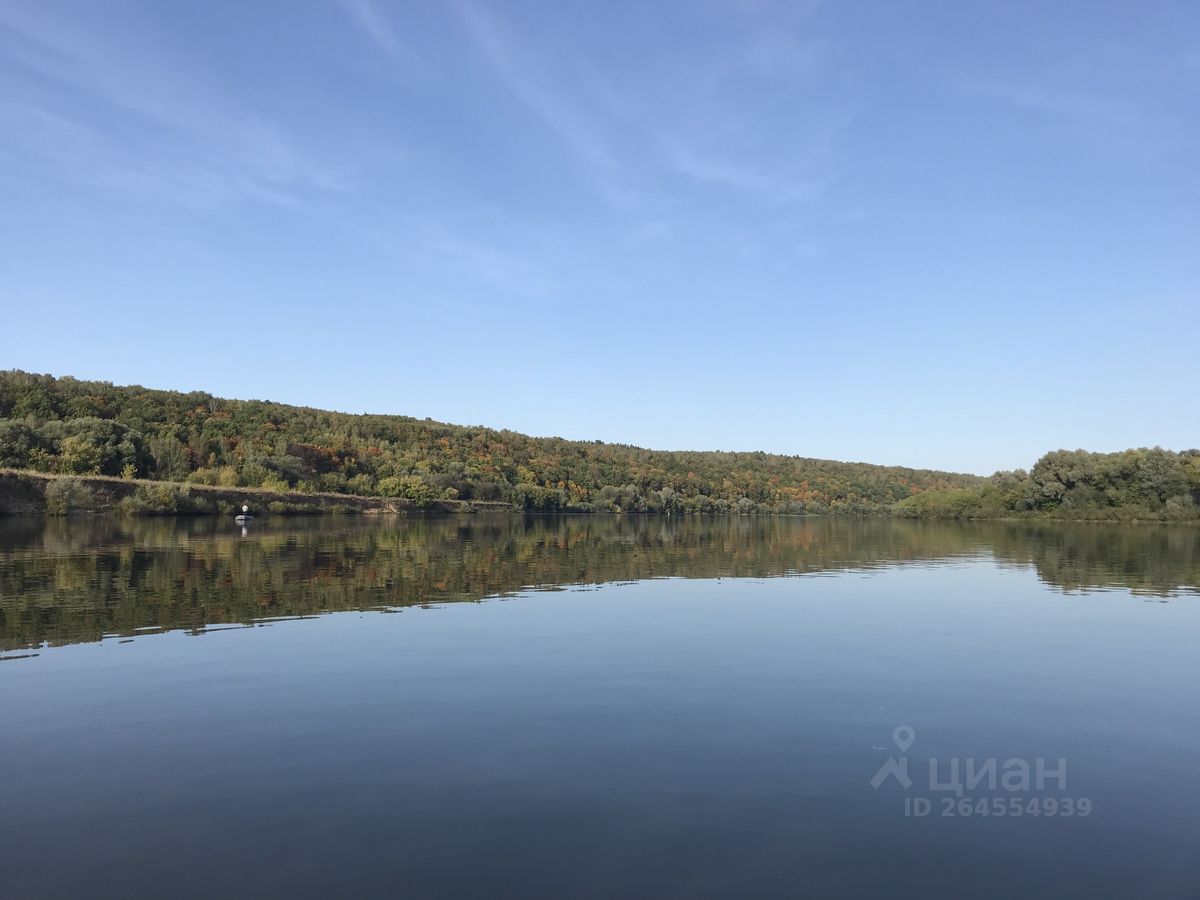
[893,725,915,752]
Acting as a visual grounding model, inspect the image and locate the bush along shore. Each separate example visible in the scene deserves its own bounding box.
[0,470,495,517]
[893,448,1200,522]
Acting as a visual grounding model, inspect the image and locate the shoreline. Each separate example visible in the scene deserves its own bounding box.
[1,470,1196,523]
[0,469,507,517]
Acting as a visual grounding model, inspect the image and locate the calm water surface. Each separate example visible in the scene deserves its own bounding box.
[1,515,1198,899]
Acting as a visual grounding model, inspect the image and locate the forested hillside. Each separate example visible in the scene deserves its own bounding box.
[0,371,979,513]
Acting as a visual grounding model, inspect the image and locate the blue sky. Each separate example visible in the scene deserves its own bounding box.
[1,0,1196,474]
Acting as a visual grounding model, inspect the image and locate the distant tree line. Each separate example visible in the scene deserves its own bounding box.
[0,371,979,513]
[896,448,1200,521]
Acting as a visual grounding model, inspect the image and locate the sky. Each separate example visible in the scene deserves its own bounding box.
[1,0,1196,475]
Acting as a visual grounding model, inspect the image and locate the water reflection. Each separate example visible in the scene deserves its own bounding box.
[1,514,1196,650]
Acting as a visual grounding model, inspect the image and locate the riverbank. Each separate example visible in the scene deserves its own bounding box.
[0,470,507,516]
[892,486,1200,523]
[3,469,1196,523]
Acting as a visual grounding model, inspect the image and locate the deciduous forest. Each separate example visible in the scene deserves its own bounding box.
[1,371,1196,519]
[895,448,1200,521]
[0,371,977,513]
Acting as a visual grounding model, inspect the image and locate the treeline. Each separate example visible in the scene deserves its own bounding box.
[0,371,979,513]
[895,448,1200,521]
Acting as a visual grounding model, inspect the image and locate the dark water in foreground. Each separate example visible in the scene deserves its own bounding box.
[1,515,1198,899]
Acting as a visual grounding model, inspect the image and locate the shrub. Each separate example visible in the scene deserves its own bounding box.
[267,500,324,515]
[44,478,97,515]
[118,484,213,516]
[377,475,436,507]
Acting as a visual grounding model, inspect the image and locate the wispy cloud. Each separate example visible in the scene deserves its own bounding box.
[0,2,353,208]
[425,232,554,294]
[339,0,401,55]
[970,82,1147,130]
[625,219,673,246]
[664,145,818,203]
[362,216,558,296]
[337,0,423,74]
[0,95,311,209]
[959,79,1185,159]
[449,0,636,207]
[448,0,841,212]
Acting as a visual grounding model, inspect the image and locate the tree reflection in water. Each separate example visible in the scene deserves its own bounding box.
[1,514,1197,650]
